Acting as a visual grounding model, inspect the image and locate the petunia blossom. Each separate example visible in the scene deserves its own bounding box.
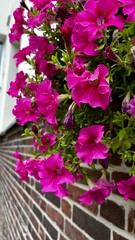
[14,150,41,181]
[35,79,59,125]
[9,8,26,43]
[117,176,135,200]
[14,151,28,181]
[15,159,28,181]
[74,0,124,41]
[29,35,56,58]
[30,0,52,10]
[38,153,74,197]
[79,178,114,205]
[27,11,46,29]
[7,71,27,98]
[119,0,135,22]
[75,125,109,164]
[67,64,111,110]
[12,98,40,126]
[72,24,100,56]
[25,159,40,180]
[127,96,135,117]
[33,130,57,152]
[34,57,58,78]
[13,46,31,66]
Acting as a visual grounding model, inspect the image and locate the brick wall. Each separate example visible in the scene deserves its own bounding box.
[0,124,135,240]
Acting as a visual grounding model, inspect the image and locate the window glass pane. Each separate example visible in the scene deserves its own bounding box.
[0,42,3,61]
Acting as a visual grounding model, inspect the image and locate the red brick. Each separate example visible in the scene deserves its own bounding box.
[44,216,58,240]
[39,225,46,240]
[45,192,60,207]
[68,185,98,215]
[68,184,85,202]
[29,199,33,210]
[31,229,41,240]
[113,232,128,240]
[31,189,41,204]
[112,172,129,182]
[128,208,135,234]
[110,152,122,166]
[73,206,110,240]
[100,200,125,229]
[62,199,72,218]
[60,234,67,240]
[33,204,42,223]
[47,204,64,230]
[65,220,89,240]
[30,213,39,230]
[40,198,46,213]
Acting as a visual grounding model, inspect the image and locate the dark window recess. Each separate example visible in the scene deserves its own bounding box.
[7,15,11,26]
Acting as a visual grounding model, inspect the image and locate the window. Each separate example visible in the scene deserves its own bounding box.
[0,41,4,87]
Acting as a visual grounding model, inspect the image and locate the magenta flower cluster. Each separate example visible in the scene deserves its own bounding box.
[8,0,135,205]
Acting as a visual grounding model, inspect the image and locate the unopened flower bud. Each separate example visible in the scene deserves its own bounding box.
[131,46,135,69]
[32,125,38,134]
[101,158,109,169]
[104,46,121,63]
[121,91,131,112]
[63,102,76,130]
[64,111,76,130]
[58,94,71,103]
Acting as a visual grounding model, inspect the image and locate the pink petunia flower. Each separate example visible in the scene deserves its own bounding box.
[75,125,109,164]
[9,23,25,43]
[79,178,114,205]
[13,150,22,160]
[12,98,40,126]
[9,8,26,43]
[25,159,40,180]
[30,0,52,10]
[14,47,31,66]
[38,153,74,197]
[27,11,46,29]
[15,159,28,181]
[34,57,58,78]
[13,7,26,24]
[7,71,27,98]
[74,0,124,41]
[60,15,75,54]
[29,35,55,58]
[67,64,111,110]
[119,0,135,22]
[104,46,121,63]
[14,151,28,181]
[33,129,57,152]
[117,176,135,200]
[35,79,59,125]
[72,24,100,56]
[127,96,135,117]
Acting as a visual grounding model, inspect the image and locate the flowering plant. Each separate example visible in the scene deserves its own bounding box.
[8,0,135,205]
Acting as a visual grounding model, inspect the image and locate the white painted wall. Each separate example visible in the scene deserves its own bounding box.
[0,0,11,40]
[0,0,20,135]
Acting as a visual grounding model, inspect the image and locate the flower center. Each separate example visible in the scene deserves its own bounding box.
[89,78,99,86]
[56,169,62,175]
[96,16,105,26]
[26,110,31,115]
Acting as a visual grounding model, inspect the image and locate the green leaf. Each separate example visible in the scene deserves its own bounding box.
[133,153,135,162]
[112,138,120,153]
[118,129,127,141]
[124,140,131,149]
